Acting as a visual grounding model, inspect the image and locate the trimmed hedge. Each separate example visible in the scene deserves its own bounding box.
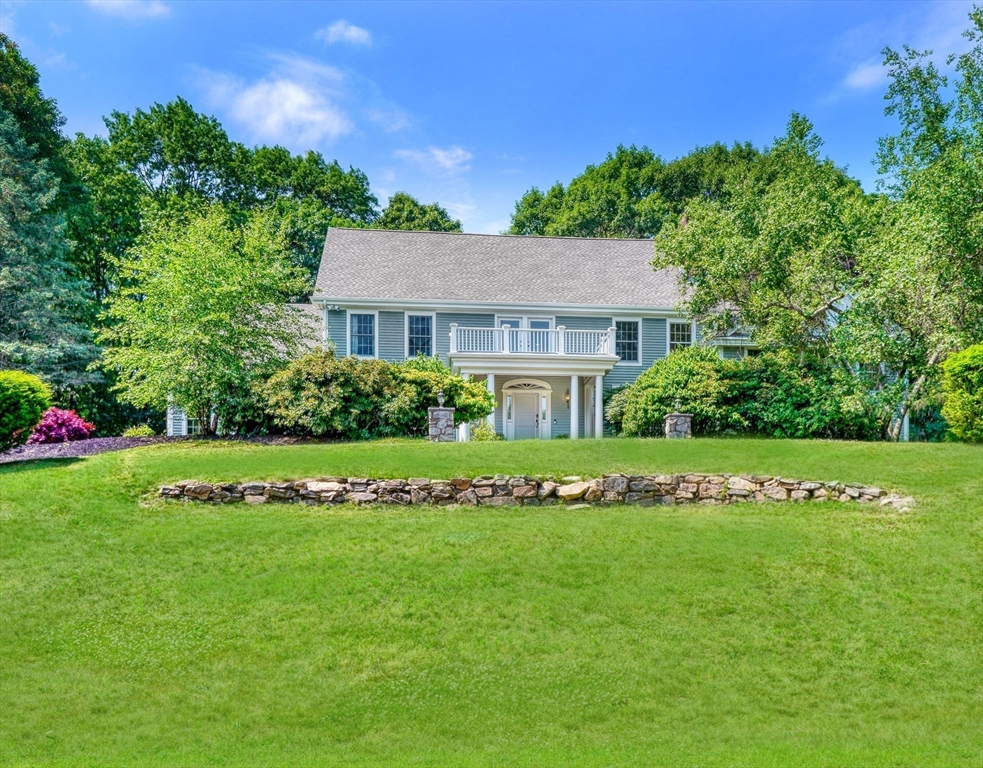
[941,344,983,443]
[0,370,52,451]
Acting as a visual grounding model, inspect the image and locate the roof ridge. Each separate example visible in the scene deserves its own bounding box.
[328,227,654,244]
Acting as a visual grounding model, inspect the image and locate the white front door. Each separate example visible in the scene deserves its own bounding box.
[513,392,539,439]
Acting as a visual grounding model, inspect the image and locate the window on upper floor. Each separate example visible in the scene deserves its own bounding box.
[669,321,693,352]
[350,313,376,357]
[615,320,639,363]
[407,314,433,357]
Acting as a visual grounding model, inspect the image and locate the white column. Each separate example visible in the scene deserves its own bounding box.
[486,374,496,429]
[594,374,604,438]
[570,375,579,440]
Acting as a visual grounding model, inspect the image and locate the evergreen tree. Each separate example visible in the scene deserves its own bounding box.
[0,107,95,387]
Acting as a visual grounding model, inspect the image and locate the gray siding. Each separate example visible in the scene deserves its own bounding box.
[378,310,405,361]
[436,312,495,364]
[604,317,666,391]
[327,309,347,355]
[555,315,612,331]
[644,317,667,365]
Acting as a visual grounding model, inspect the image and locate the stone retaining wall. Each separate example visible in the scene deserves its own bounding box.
[160,474,914,510]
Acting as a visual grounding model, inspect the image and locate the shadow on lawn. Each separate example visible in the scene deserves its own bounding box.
[0,457,84,473]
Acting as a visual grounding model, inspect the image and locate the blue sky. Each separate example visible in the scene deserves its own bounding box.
[1,0,976,233]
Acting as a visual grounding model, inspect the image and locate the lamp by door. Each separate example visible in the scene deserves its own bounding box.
[564,388,570,408]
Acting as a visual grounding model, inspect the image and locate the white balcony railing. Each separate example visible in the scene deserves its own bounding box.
[450,324,617,356]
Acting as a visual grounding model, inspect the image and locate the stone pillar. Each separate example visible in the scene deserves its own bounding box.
[570,375,579,440]
[486,374,495,429]
[594,374,604,438]
[664,412,693,439]
[429,407,456,442]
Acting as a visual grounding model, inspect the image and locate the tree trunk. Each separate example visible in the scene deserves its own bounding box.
[198,404,215,437]
[885,351,945,441]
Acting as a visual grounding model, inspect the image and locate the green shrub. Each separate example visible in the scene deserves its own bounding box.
[730,352,882,440]
[261,349,493,441]
[122,424,156,437]
[609,346,742,436]
[608,348,884,439]
[469,421,502,442]
[941,344,983,442]
[0,370,52,451]
[397,355,495,432]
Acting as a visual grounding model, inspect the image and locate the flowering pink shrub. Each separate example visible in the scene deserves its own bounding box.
[27,408,96,444]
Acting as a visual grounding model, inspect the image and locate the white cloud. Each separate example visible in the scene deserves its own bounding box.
[443,202,476,220]
[843,61,886,91]
[316,20,371,46]
[199,55,352,148]
[839,1,976,92]
[393,146,473,175]
[86,0,171,20]
[0,1,17,36]
[365,108,411,133]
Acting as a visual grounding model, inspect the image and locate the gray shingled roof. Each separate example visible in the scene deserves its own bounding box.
[314,228,683,308]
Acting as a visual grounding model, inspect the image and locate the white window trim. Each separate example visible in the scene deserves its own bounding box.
[613,316,643,366]
[347,310,379,359]
[404,311,437,359]
[667,319,696,353]
[494,315,555,329]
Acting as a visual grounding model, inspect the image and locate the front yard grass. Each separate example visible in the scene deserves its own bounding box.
[1,438,980,766]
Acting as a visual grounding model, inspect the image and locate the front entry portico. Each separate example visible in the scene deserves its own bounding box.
[449,322,618,440]
[471,372,607,440]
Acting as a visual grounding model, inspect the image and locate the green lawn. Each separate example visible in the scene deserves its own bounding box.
[1,438,980,767]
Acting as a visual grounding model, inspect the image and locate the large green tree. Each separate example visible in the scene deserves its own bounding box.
[653,114,873,357]
[847,6,983,439]
[508,143,762,238]
[652,7,983,440]
[375,192,461,232]
[0,107,95,387]
[249,147,379,283]
[97,206,310,435]
[0,34,72,200]
[83,101,381,291]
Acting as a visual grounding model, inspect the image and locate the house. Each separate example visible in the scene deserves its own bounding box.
[167,228,750,439]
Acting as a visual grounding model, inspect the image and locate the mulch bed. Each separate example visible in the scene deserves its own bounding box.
[0,436,176,465]
[0,435,317,465]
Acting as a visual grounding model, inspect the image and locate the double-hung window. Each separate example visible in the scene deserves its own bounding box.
[669,321,693,352]
[350,313,376,357]
[615,320,640,363]
[406,314,433,357]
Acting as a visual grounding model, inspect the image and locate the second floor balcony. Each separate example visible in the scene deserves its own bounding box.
[450,324,617,356]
